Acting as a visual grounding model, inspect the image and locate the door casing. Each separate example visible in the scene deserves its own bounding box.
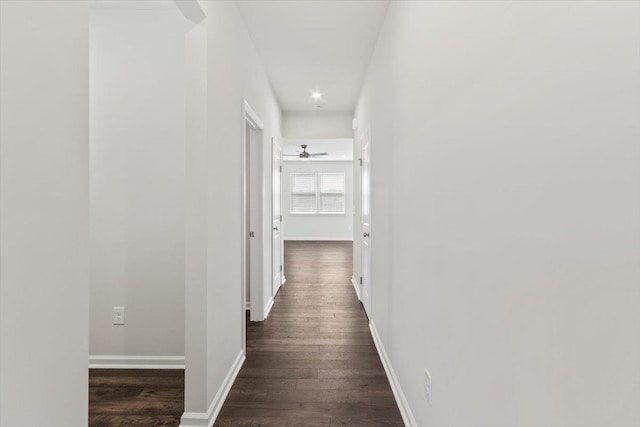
[272,137,285,297]
[359,126,372,318]
[241,100,267,329]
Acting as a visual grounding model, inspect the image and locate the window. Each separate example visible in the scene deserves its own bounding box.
[291,173,317,213]
[319,173,345,213]
[290,172,345,214]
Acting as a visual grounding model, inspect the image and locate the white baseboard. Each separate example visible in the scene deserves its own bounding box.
[89,355,185,370]
[263,296,275,319]
[179,349,245,427]
[369,321,418,427]
[245,301,251,310]
[351,276,361,301]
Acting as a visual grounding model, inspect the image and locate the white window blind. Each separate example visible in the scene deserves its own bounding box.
[291,173,317,213]
[319,173,345,213]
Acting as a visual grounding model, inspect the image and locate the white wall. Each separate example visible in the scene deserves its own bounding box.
[283,161,353,241]
[182,0,283,420]
[355,2,640,426]
[283,110,353,139]
[90,8,187,360]
[0,1,90,425]
[183,17,208,412]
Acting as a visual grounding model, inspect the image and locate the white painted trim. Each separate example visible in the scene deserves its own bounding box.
[241,100,249,341]
[369,321,418,427]
[245,302,251,310]
[243,99,265,130]
[281,276,286,285]
[271,136,284,300]
[242,98,267,330]
[89,355,185,370]
[283,237,354,241]
[359,125,372,319]
[351,276,361,301]
[263,296,275,319]
[179,350,245,427]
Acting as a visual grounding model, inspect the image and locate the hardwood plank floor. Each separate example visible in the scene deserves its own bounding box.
[88,369,184,427]
[216,240,404,426]
[88,241,402,426]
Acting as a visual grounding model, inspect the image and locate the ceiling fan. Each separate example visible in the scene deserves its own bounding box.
[283,144,328,159]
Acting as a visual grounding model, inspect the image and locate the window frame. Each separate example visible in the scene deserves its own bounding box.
[318,172,346,214]
[290,172,318,214]
[289,171,346,215]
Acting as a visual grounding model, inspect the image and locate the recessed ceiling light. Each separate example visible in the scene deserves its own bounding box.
[311,91,322,100]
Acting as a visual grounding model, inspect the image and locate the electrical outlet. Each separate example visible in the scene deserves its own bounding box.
[424,368,432,404]
[113,307,125,325]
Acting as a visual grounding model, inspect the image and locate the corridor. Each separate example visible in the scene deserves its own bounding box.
[3,1,638,426]
[216,241,403,426]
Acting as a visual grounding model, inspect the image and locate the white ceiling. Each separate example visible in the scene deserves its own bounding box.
[237,0,389,112]
[283,139,353,162]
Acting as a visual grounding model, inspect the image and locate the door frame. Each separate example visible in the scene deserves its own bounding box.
[352,123,373,317]
[241,99,266,333]
[358,126,372,318]
[271,137,285,296]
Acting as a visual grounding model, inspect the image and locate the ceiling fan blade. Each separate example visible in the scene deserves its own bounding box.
[283,154,300,156]
[308,152,329,157]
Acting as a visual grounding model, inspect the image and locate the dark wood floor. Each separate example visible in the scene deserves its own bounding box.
[88,241,402,426]
[89,369,184,426]
[216,240,404,426]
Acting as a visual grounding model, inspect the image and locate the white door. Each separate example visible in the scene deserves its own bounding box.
[360,128,372,318]
[272,138,284,296]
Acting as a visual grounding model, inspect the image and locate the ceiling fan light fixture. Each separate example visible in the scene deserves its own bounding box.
[283,144,329,160]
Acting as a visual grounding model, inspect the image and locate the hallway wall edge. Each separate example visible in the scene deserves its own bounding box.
[370,321,418,427]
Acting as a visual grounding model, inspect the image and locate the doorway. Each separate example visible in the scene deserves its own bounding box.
[88,3,190,425]
[272,138,285,296]
[358,127,372,318]
[280,138,355,304]
[242,100,272,325]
